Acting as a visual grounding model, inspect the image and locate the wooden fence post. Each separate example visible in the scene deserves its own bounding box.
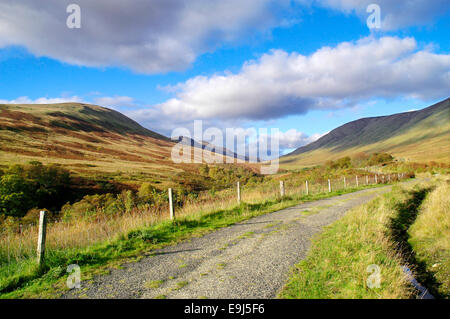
[37,211,47,266]
[280,181,285,197]
[344,176,346,188]
[356,175,359,187]
[237,181,241,204]
[366,175,369,185]
[375,175,378,184]
[168,188,174,220]
[328,179,331,192]
[305,180,309,195]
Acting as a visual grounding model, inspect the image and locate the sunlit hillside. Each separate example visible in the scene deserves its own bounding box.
[0,103,254,187]
[281,98,450,168]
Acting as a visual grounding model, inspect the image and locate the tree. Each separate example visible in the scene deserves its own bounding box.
[336,156,351,168]
[0,174,34,217]
[0,162,71,217]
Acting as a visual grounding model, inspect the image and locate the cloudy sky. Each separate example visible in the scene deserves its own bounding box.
[0,0,449,154]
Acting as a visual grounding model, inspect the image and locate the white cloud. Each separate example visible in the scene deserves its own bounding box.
[1,1,446,73]
[0,95,135,110]
[0,96,83,104]
[0,0,294,74]
[93,96,135,109]
[300,0,450,30]
[272,129,323,149]
[140,36,449,124]
[243,128,324,160]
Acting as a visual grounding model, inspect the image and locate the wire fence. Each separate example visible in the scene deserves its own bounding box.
[0,172,409,265]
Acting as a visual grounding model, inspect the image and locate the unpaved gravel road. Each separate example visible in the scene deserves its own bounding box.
[64,185,394,299]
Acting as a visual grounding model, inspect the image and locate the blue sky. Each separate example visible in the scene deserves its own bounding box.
[0,1,449,154]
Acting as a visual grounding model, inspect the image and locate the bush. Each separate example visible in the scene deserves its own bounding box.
[120,190,135,214]
[61,193,118,221]
[367,153,394,166]
[21,208,55,225]
[0,174,34,217]
[61,189,141,221]
[197,164,263,190]
[0,162,71,218]
[326,156,352,169]
[138,183,156,202]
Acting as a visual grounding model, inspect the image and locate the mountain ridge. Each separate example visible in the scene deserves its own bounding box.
[0,103,254,185]
[0,102,170,140]
[282,98,450,166]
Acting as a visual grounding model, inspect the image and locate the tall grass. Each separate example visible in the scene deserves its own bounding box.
[278,182,431,299]
[408,181,450,297]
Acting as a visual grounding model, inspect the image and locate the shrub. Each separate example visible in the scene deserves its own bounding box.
[138,183,156,202]
[0,162,71,218]
[367,153,394,166]
[21,208,55,225]
[120,190,135,214]
[0,174,34,217]
[61,193,118,221]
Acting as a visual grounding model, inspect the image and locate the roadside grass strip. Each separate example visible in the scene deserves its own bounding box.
[278,182,442,299]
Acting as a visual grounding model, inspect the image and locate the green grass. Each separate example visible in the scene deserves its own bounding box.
[144,280,165,289]
[0,183,387,299]
[175,281,189,289]
[278,182,437,299]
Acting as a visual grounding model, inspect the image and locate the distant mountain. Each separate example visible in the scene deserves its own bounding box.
[282,98,450,167]
[0,103,248,184]
[3,102,170,140]
[177,136,250,162]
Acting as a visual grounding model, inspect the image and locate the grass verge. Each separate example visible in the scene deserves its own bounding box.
[408,181,450,298]
[1,184,384,299]
[278,181,437,299]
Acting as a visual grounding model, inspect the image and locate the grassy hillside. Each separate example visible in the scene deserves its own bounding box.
[0,103,251,187]
[281,98,450,168]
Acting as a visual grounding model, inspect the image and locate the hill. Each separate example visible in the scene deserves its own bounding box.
[0,103,249,187]
[281,98,450,168]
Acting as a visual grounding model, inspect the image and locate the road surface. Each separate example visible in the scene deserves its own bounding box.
[64,185,393,299]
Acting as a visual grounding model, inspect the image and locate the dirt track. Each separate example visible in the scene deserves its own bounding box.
[63,185,393,299]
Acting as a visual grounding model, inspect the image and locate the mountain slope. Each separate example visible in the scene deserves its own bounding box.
[0,103,246,185]
[281,98,450,167]
[178,136,249,162]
